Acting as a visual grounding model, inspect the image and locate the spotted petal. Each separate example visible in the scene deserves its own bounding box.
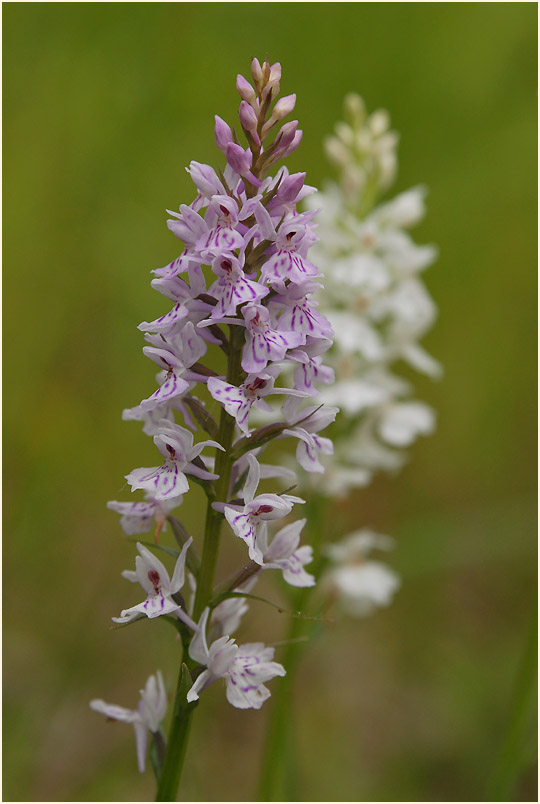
[261,250,318,290]
[126,464,190,501]
[138,373,191,412]
[242,329,303,373]
[225,645,285,709]
[107,501,156,535]
[224,509,261,561]
[113,591,182,622]
[138,303,190,333]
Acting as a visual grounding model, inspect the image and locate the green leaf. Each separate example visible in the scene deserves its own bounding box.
[209,590,331,622]
[183,395,219,439]
[232,405,325,459]
[168,516,201,576]
[128,537,180,558]
[190,361,218,378]
[155,664,198,801]
[232,422,290,459]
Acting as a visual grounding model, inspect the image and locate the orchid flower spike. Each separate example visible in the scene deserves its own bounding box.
[99,59,341,794]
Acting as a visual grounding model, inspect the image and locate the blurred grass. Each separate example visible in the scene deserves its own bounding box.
[3,3,537,801]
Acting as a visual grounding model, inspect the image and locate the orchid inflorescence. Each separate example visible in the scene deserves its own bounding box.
[91,56,337,792]
[307,93,441,500]
[253,95,438,619]
[298,94,439,617]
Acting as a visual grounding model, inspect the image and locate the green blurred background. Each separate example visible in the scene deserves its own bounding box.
[4,3,537,801]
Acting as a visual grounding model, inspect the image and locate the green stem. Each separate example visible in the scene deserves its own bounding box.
[192,325,244,621]
[258,595,310,801]
[487,603,538,801]
[258,497,328,801]
[156,326,244,801]
[156,661,198,802]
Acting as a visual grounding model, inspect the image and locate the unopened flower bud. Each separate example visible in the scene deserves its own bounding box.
[251,57,263,90]
[225,142,252,174]
[275,120,298,152]
[275,171,306,204]
[343,93,366,128]
[334,121,354,147]
[269,62,281,82]
[239,100,261,146]
[186,161,225,198]
[261,94,297,139]
[324,135,350,167]
[262,79,280,104]
[225,142,261,186]
[236,74,257,104]
[369,109,390,137]
[214,115,233,153]
[376,131,399,154]
[261,55,271,84]
[239,100,259,133]
[271,93,296,121]
[281,129,302,158]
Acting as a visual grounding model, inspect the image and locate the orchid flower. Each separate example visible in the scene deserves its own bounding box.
[241,303,304,373]
[186,609,286,709]
[255,518,315,587]
[125,421,222,500]
[207,369,306,436]
[113,539,196,626]
[90,672,167,773]
[224,454,303,561]
[206,252,268,319]
[106,495,182,536]
[280,396,338,473]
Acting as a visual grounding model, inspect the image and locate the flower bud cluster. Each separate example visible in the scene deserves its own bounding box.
[303,94,441,498]
[91,57,337,769]
[324,93,398,200]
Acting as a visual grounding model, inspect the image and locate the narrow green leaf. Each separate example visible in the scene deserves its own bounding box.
[156,663,198,801]
[232,422,290,459]
[128,537,179,558]
[183,396,220,439]
[210,590,333,623]
[190,361,218,377]
[232,405,325,459]
[210,590,287,613]
[168,516,201,576]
